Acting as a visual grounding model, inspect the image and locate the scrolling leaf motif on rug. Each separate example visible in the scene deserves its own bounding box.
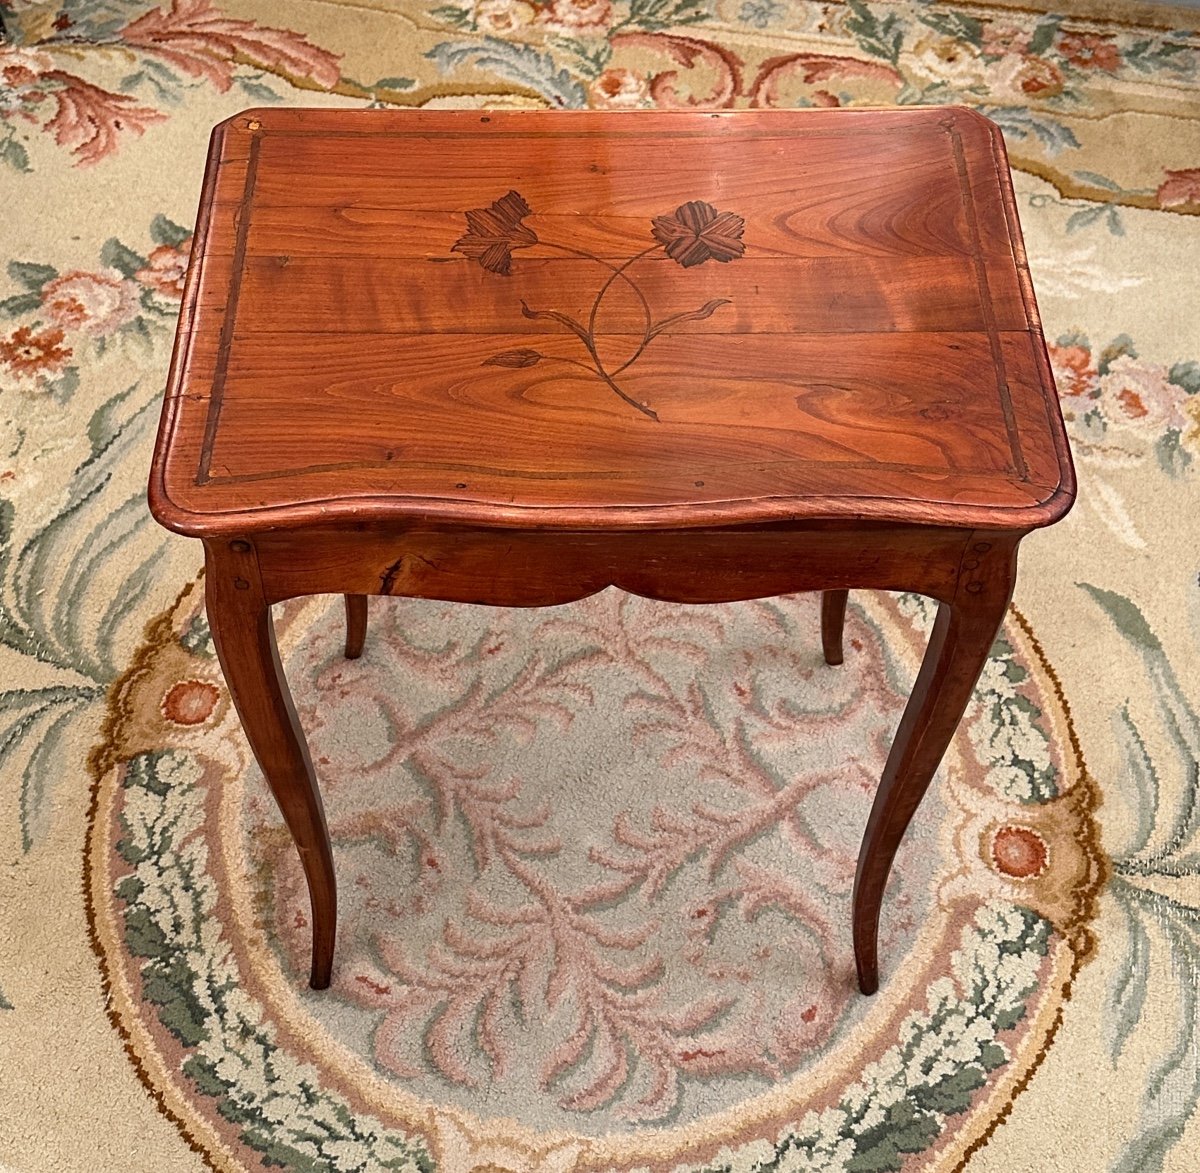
[89,584,1102,1172]
[0,216,192,851]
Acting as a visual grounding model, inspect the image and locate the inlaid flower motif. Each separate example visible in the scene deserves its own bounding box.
[41,269,140,334]
[455,189,745,418]
[651,201,747,268]
[0,325,72,381]
[452,190,538,276]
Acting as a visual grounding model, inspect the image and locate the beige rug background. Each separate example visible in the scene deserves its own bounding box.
[1,0,1198,1169]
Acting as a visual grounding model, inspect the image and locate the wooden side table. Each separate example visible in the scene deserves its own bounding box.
[149,107,1074,995]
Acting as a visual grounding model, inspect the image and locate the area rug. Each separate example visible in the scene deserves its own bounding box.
[1,2,1198,1172]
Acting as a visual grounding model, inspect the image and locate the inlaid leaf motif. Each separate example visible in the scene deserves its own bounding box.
[647,297,732,340]
[456,189,744,419]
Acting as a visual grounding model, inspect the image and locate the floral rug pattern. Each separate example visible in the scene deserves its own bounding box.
[2,1,1199,1172]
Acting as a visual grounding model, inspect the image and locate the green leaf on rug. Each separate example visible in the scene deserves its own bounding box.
[1106,883,1200,1173]
[0,292,43,316]
[1074,169,1123,192]
[1168,360,1200,394]
[1,136,30,173]
[1,685,103,851]
[847,1098,942,1170]
[1099,333,1138,373]
[47,367,80,404]
[237,78,282,103]
[7,261,57,291]
[427,37,588,107]
[981,107,1080,155]
[626,0,712,29]
[1078,584,1162,652]
[373,75,416,90]
[1156,430,1192,475]
[430,4,472,27]
[1027,19,1061,56]
[100,238,147,279]
[149,214,192,248]
[88,383,141,463]
[1067,205,1108,234]
[844,0,903,64]
[915,9,982,46]
[0,382,171,693]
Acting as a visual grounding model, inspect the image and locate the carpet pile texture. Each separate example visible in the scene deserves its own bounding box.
[1,1,1198,1170]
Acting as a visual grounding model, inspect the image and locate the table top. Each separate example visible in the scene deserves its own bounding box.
[149,106,1074,537]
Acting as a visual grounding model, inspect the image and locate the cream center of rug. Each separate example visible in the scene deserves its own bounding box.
[247,591,944,1131]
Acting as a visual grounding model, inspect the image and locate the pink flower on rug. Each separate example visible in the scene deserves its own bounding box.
[121,0,341,92]
[0,325,72,382]
[473,0,536,34]
[981,24,1032,57]
[137,241,193,298]
[42,72,166,166]
[1,46,53,89]
[1048,344,1097,400]
[41,270,141,334]
[161,680,221,726]
[589,68,649,108]
[1059,32,1120,72]
[540,0,613,33]
[906,35,989,89]
[1097,354,1187,432]
[1156,168,1200,209]
[1012,55,1065,97]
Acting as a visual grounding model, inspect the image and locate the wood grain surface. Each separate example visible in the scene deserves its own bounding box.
[149,106,1076,994]
[149,106,1073,537]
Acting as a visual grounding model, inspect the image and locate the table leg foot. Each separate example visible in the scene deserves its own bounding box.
[821,590,849,665]
[852,560,1015,995]
[206,550,337,990]
[344,594,368,659]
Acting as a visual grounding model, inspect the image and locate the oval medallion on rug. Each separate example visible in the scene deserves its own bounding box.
[88,582,1103,1173]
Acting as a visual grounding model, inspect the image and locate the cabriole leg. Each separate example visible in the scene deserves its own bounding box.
[852,550,1016,994]
[821,589,849,665]
[205,543,337,989]
[344,594,368,659]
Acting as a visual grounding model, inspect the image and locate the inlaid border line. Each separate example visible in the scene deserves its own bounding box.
[197,128,261,485]
[945,120,1029,482]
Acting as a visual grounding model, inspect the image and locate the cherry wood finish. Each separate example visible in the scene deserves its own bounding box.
[149,107,1074,995]
[821,589,849,667]
[343,593,367,660]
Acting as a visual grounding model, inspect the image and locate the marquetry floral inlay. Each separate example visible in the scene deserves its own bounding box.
[452,191,745,419]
